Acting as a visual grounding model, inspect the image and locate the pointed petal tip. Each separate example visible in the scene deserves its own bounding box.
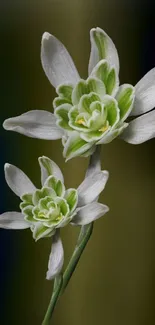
[102,170,109,180]
[4,163,11,170]
[90,27,101,32]
[105,205,110,212]
[42,32,51,41]
[38,155,47,162]
[3,118,10,130]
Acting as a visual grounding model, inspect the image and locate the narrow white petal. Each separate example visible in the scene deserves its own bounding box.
[72,202,109,225]
[77,170,109,207]
[46,231,64,280]
[0,212,29,229]
[38,156,64,186]
[3,110,64,140]
[132,68,155,116]
[41,32,80,88]
[88,27,119,75]
[4,163,36,197]
[121,110,155,144]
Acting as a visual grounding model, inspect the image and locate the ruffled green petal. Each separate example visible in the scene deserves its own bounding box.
[87,77,106,99]
[87,109,107,131]
[55,104,72,130]
[103,95,120,128]
[21,193,33,204]
[106,67,119,96]
[53,97,71,109]
[39,156,64,186]
[55,197,70,217]
[78,92,101,114]
[116,84,135,121]
[80,127,109,142]
[72,80,88,105]
[22,205,33,217]
[63,132,94,160]
[56,84,73,100]
[38,196,53,210]
[97,122,128,144]
[20,201,33,210]
[44,175,65,197]
[33,187,56,205]
[68,107,90,132]
[33,223,55,241]
[89,27,119,74]
[22,205,36,223]
[91,59,109,84]
[72,78,105,105]
[64,189,78,213]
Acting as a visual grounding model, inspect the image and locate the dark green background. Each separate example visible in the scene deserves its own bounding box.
[1,1,155,324]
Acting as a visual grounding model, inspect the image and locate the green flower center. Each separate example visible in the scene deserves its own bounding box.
[19,176,78,240]
[53,59,135,154]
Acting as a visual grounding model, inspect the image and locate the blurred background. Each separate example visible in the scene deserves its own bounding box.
[1,0,155,324]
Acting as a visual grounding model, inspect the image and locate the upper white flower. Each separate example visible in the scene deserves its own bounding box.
[3,27,155,160]
[0,156,109,279]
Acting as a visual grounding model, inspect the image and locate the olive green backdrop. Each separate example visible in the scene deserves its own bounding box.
[1,0,155,324]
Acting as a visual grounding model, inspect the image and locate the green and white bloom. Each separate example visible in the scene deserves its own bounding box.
[3,27,155,159]
[0,156,109,279]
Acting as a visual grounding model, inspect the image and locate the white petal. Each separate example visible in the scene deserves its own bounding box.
[41,32,80,88]
[4,163,36,197]
[3,110,64,140]
[38,156,64,186]
[77,170,109,207]
[88,27,119,75]
[72,202,109,225]
[121,110,155,144]
[46,230,64,280]
[132,68,155,116]
[0,212,29,229]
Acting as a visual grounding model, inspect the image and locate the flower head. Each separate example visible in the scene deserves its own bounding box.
[4,28,155,160]
[0,156,109,279]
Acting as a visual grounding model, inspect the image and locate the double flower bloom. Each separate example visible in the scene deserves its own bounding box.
[3,27,155,159]
[1,27,155,279]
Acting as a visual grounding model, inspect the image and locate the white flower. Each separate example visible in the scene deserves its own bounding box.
[4,27,155,160]
[0,156,109,279]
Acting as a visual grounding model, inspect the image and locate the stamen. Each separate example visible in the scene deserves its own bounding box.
[38,211,47,218]
[55,215,62,222]
[99,124,109,132]
[76,118,85,126]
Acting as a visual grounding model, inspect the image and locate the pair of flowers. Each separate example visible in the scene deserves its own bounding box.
[1,27,155,280]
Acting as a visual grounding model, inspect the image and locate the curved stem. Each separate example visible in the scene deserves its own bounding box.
[61,222,93,294]
[42,274,63,325]
[42,224,93,325]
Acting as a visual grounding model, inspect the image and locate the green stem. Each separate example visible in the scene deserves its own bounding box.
[61,222,93,294]
[42,274,63,325]
[42,223,93,325]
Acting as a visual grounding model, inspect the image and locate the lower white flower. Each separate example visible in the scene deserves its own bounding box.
[0,156,109,279]
[3,27,155,160]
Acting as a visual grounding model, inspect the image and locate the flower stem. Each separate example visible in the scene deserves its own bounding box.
[42,274,63,325]
[61,222,93,294]
[41,223,93,325]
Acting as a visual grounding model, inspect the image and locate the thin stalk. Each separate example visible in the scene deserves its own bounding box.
[42,274,63,325]
[61,222,93,294]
